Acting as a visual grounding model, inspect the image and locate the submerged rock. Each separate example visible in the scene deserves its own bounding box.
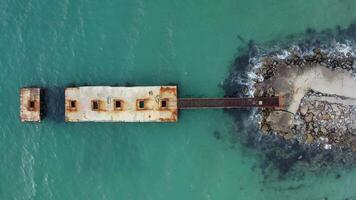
[266,111,294,133]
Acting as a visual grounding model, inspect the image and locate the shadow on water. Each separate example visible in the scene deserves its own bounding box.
[41,87,65,122]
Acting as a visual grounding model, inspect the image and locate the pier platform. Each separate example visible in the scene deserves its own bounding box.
[20,88,41,122]
[65,86,178,122]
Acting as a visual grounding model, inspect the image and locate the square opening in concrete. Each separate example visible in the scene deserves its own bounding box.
[138,100,145,109]
[161,99,167,108]
[28,100,35,111]
[114,99,122,110]
[92,100,100,111]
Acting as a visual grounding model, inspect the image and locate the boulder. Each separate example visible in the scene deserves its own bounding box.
[284,132,294,140]
[261,124,269,134]
[320,127,328,134]
[299,104,308,115]
[305,113,313,122]
[322,114,331,120]
[306,134,314,144]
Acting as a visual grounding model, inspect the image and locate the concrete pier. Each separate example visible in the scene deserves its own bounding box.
[65,86,178,122]
[20,88,41,122]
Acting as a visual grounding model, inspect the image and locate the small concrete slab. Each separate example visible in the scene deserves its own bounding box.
[20,88,41,122]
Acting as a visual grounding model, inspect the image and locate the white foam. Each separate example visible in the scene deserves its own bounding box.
[328,41,355,57]
[276,50,291,59]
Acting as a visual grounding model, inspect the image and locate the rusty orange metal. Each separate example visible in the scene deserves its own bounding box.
[158,109,178,122]
[277,95,286,110]
[178,96,281,109]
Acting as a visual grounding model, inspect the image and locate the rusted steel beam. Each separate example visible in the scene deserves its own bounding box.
[178,96,281,109]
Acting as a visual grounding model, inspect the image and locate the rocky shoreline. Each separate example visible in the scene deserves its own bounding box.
[254,49,356,176]
[255,51,356,147]
[295,91,356,150]
[223,23,356,177]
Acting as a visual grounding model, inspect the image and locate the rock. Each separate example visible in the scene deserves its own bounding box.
[319,137,329,143]
[267,87,275,96]
[315,101,319,108]
[314,128,319,134]
[242,86,249,95]
[306,134,314,143]
[261,124,269,134]
[266,111,295,133]
[320,127,328,134]
[305,113,313,123]
[299,104,308,115]
[313,48,321,54]
[225,39,356,173]
[332,105,341,115]
[310,109,319,116]
[284,132,294,140]
[322,114,331,120]
[351,139,356,152]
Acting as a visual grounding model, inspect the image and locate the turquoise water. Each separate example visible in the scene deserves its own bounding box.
[1,0,356,199]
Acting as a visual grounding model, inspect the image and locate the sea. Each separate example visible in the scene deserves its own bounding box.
[1,0,356,199]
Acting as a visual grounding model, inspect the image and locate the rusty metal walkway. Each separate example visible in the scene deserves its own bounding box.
[178,96,282,109]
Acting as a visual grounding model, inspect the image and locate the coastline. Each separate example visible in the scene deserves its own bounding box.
[223,23,356,177]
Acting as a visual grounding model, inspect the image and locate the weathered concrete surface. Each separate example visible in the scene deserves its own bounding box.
[65,86,178,122]
[20,88,41,122]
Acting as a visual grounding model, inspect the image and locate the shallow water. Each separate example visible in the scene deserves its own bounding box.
[1,0,356,199]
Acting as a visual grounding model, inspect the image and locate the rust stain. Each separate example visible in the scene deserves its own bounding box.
[159,109,178,122]
[160,86,177,96]
[66,100,78,112]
